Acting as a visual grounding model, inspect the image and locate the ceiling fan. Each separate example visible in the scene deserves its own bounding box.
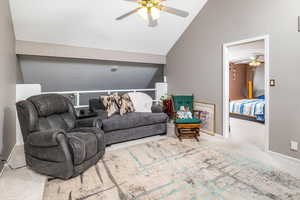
[116,0,189,27]
[249,55,264,67]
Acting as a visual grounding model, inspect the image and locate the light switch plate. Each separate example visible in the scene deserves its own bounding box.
[270,79,276,87]
[298,16,300,32]
[291,141,298,151]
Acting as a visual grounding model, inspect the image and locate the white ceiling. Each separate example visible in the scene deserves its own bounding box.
[10,0,207,55]
[228,40,265,63]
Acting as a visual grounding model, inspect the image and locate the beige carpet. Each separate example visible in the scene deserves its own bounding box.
[43,137,300,200]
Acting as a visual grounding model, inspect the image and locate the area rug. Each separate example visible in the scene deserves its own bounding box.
[43,137,300,200]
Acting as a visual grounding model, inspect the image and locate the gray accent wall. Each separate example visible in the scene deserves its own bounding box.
[0,0,18,171]
[167,0,300,159]
[20,56,163,105]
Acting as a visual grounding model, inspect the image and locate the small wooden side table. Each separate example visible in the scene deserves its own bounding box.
[175,123,201,142]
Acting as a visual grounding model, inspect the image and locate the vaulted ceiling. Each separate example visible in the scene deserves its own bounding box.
[10,0,207,55]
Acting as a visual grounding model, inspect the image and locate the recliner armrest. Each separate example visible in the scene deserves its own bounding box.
[27,129,66,147]
[76,117,103,129]
[71,127,105,153]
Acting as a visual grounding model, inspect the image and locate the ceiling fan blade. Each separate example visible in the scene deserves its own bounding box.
[124,0,145,5]
[123,0,139,2]
[148,11,158,27]
[159,6,189,17]
[116,8,141,20]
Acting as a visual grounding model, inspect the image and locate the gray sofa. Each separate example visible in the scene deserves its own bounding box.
[89,98,168,145]
[17,94,105,179]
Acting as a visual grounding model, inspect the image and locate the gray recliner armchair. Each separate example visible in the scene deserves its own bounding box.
[16,94,105,179]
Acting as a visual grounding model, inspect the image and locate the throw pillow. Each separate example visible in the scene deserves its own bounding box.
[101,93,120,117]
[119,93,135,116]
[127,92,153,112]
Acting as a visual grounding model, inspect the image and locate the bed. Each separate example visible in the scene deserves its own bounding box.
[229,98,265,122]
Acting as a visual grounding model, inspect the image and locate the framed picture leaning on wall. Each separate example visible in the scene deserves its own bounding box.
[194,102,215,135]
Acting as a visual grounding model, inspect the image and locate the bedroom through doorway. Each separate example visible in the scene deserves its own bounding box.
[223,36,270,152]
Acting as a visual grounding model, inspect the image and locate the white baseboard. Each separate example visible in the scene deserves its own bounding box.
[201,132,225,141]
[202,131,224,137]
[8,144,26,169]
[213,132,225,138]
[0,163,4,177]
[268,150,300,164]
[0,144,16,177]
[6,144,17,164]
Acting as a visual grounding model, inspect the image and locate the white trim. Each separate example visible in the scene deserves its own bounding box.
[43,88,156,95]
[16,40,166,64]
[264,36,270,152]
[222,35,270,152]
[268,150,300,165]
[0,144,16,177]
[6,144,17,165]
[201,131,224,139]
[42,88,157,108]
[0,165,6,177]
[213,133,225,139]
[223,45,230,139]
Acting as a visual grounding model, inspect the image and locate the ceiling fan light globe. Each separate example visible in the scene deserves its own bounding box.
[249,61,261,67]
[151,7,160,20]
[138,7,148,20]
[138,6,160,21]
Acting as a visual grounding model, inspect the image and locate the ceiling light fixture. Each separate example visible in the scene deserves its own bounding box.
[116,0,189,27]
[249,58,262,67]
[138,6,160,21]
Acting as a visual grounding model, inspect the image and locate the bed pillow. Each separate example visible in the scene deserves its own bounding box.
[127,92,153,113]
[101,93,120,117]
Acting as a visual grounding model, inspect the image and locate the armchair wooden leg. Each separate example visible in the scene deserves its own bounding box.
[175,124,201,142]
[178,136,183,142]
[175,127,182,141]
[194,135,200,142]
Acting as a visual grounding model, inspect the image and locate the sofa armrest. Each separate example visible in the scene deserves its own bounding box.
[27,129,66,147]
[76,117,103,129]
[151,104,163,113]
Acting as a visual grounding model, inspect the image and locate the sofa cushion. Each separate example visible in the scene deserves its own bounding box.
[102,112,168,132]
[66,132,98,165]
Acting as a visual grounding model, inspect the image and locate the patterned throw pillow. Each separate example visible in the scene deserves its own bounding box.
[101,93,120,117]
[119,93,135,116]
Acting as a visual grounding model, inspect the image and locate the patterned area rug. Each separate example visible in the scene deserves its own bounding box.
[43,137,300,200]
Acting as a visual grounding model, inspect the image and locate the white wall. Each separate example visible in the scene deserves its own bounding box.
[16,84,41,145]
[167,0,300,159]
[0,0,18,170]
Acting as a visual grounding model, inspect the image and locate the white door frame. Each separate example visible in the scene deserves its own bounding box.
[223,35,270,152]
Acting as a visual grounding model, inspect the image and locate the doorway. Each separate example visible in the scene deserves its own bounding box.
[223,36,270,152]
